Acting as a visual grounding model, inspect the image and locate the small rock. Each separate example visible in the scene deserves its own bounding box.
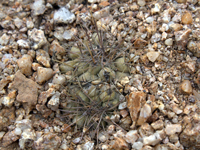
[2,130,20,147]
[151,120,164,130]
[187,41,200,57]
[10,71,38,113]
[63,28,77,40]
[165,38,173,46]
[151,3,160,14]
[0,107,15,131]
[113,137,129,150]
[47,92,60,111]
[165,124,182,135]
[14,18,24,29]
[118,102,127,110]
[146,51,160,62]
[93,7,110,20]
[125,130,139,144]
[17,54,33,76]
[151,33,161,43]
[54,7,75,24]
[31,0,45,16]
[34,132,61,150]
[180,80,193,94]
[36,50,51,68]
[19,129,36,149]
[146,17,154,23]
[143,130,166,146]
[49,40,66,56]
[98,131,108,142]
[175,29,191,50]
[132,141,143,150]
[82,141,94,150]
[0,33,10,46]
[181,11,193,24]
[2,96,14,107]
[52,74,66,85]
[28,28,47,49]
[137,0,146,6]
[137,103,152,125]
[17,39,30,49]
[36,67,53,84]
[134,38,147,49]
[0,131,5,140]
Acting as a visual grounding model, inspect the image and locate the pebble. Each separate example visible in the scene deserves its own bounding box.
[181,11,193,24]
[146,51,160,62]
[151,120,164,130]
[137,0,146,7]
[137,103,152,125]
[98,132,108,142]
[93,7,110,20]
[0,131,5,140]
[165,124,182,135]
[63,28,77,40]
[17,54,33,76]
[187,41,200,57]
[47,92,60,111]
[14,18,24,29]
[19,128,36,149]
[0,33,10,46]
[36,67,53,84]
[36,50,51,68]
[146,17,154,23]
[17,39,30,49]
[54,7,75,24]
[134,38,147,49]
[10,71,38,113]
[52,74,66,85]
[82,141,94,150]
[132,141,143,150]
[118,102,127,110]
[180,80,193,94]
[175,29,191,50]
[28,28,47,49]
[165,38,173,46]
[143,130,166,146]
[151,3,160,14]
[31,0,46,16]
[151,33,161,43]
[49,40,65,56]
[2,96,14,107]
[125,130,139,144]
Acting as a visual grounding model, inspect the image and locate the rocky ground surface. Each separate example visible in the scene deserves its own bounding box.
[0,0,200,149]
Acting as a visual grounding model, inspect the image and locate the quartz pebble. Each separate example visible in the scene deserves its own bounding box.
[28,28,47,49]
[165,124,182,135]
[146,51,160,62]
[54,7,75,24]
[165,38,173,46]
[49,40,65,56]
[31,0,45,16]
[125,130,139,144]
[175,29,191,50]
[17,39,30,49]
[47,92,60,111]
[36,50,51,68]
[143,130,166,146]
[36,67,53,84]
[52,74,66,85]
[0,33,10,46]
[17,54,33,76]
[180,80,193,94]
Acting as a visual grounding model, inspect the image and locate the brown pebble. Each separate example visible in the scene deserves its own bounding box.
[180,80,193,94]
[182,11,193,24]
